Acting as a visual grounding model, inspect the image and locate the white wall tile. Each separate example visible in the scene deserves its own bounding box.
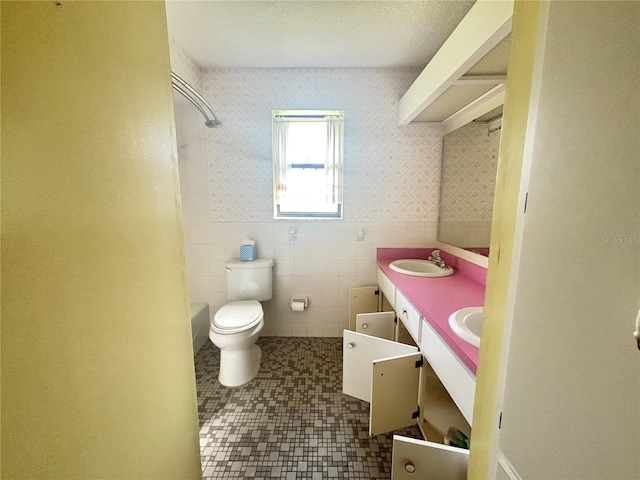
[291,324,309,337]
[323,291,342,309]
[338,260,357,277]
[356,276,378,288]
[308,275,330,293]
[322,323,342,338]
[307,323,324,338]
[275,323,292,337]
[355,260,377,278]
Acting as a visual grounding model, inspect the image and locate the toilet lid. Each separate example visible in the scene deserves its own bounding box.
[214,300,263,331]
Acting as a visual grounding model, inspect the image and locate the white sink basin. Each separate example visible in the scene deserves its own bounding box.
[389,259,454,277]
[448,307,483,348]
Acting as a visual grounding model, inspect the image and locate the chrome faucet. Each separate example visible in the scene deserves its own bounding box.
[428,249,448,269]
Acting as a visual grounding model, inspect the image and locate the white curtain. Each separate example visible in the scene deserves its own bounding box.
[324,115,344,204]
[272,116,289,204]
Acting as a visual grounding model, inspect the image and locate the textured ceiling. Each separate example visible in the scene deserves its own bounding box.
[165,1,476,68]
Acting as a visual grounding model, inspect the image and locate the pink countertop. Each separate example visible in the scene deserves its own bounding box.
[377,248,486,375]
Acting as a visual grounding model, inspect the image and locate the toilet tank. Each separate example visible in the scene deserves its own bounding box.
[225,259,273,301]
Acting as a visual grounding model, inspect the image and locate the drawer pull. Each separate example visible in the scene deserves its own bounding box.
[404,462,416,473]
[362,324,368,329]
[402,309,407,315]
[347,343,354,349]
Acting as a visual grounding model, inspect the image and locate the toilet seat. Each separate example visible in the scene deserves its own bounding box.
[213,300,263,334]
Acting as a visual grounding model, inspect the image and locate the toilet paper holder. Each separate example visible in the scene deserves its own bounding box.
[290,297,308,311]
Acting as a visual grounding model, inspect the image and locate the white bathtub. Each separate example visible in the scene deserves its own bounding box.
[190,302,210,355]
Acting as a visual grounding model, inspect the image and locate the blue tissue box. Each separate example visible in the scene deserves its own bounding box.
[240,245,256,261]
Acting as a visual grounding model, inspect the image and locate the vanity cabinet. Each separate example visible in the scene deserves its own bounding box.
[345,268,471,479]
[421,318,476,425]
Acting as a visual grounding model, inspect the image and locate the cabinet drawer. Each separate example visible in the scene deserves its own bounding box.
[420,319,476,426]
[395,290,421,346]
[377,269,396,309]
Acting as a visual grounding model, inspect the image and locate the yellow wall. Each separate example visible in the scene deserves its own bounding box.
[1,2,202,478]
[468,1,542,477]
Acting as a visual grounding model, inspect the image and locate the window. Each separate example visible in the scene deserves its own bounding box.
[273,110,344,219]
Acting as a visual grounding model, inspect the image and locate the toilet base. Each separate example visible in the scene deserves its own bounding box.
[218,344,262,387]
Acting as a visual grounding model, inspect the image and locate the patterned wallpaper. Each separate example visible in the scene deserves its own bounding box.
[169,37,203,93]
[440,122,500,222]
[200,68,443,222]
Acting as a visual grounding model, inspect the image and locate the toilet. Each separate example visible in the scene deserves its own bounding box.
[209,258,273,387]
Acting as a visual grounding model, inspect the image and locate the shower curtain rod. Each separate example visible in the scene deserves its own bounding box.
[171,71,222,128]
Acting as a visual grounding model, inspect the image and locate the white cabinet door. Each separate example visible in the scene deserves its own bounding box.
[392,436,468,480]
[343,331,422,436]
[349,286,381,331]
[356,311,396,341]
[370,352,422,435]
[343,330,419,403]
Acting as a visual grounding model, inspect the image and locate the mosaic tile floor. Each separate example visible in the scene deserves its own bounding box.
[195,337,423,479]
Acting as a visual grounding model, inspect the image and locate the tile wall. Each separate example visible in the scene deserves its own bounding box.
[171,40,444,337]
